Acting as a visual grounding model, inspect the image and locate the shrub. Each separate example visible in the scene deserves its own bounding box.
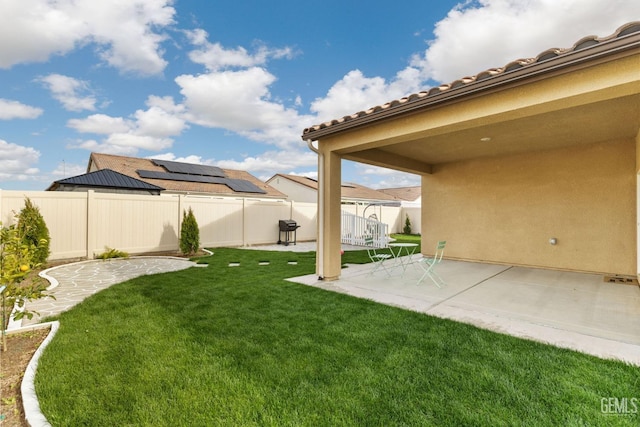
[403,214,412,235]
[180,207,200,256]
[17,197,50,266]
[95,247,129,260]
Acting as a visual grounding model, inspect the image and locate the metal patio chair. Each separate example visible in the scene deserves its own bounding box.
[417,240,446,287]
[364,236,393,276]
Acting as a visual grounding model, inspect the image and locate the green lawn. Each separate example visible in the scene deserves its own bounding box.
[36,243,638,426]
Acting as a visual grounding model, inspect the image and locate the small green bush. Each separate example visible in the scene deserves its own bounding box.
[95,247,129,260]
[180,207,200,256]
[17,197,50,266]
[403,214,412,235]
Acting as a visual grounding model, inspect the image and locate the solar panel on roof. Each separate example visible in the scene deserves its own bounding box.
[152,159,226,177]
[137,170,266,194]
[224,179,267,194]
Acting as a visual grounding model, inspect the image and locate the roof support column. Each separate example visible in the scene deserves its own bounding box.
[636,128,640,281]
[317,149,342,280]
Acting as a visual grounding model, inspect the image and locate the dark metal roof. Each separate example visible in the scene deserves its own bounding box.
[52,169,164,191]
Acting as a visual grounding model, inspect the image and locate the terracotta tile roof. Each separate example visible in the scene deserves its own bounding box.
[89,153,286,198]
[271,173,399,202]
[378,186,421,202]
[302,21,640,139]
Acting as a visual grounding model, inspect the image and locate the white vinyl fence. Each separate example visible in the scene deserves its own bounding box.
[341,210,389,247]
[0,190,415,261]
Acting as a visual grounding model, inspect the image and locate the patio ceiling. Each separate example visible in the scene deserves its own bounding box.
[336,92,640,175]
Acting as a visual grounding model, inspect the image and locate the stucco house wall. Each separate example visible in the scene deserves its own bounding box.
[422,138,635,276]
[267,176,317,203]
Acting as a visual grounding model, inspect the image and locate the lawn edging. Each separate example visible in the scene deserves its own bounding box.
[20,321,59,427]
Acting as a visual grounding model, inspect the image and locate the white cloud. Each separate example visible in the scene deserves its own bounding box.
[0,0,175,75]
[186,29,295,72]
[176,68,312,149]
[309,68,422,123]
[214,149,318,180]
[38,74,97,111]
[0,139,40,180]
[52,161,86,178]
[67,114,131,134]
[67,96,187,154]
[0,99,43,120]
[414,0,640,83]
[69,139,139,156]
[150,152,211,164]
[134,96,187,138]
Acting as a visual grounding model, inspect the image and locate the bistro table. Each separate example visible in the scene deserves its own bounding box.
[388,242,419,273]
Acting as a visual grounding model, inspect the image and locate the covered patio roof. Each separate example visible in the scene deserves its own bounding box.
[302,22,640,175]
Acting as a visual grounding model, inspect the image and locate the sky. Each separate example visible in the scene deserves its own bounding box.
[1,1,638,191]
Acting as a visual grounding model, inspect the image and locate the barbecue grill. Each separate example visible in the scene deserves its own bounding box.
[278,219,300,246]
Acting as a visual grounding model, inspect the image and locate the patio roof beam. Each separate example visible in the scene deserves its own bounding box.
[342,149,433,175]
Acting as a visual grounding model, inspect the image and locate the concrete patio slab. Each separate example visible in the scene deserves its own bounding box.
[288,257,640,365]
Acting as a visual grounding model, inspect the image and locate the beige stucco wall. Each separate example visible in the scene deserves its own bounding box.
[422,138,636,276]
[267,177,317,203]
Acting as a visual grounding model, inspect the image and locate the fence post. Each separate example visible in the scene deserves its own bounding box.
[86,190,95,259]
[242,198,247,246]
[177,194,184,240]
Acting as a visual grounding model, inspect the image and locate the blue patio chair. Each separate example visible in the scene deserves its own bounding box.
[364,236,393,276]
[417,240,446,287]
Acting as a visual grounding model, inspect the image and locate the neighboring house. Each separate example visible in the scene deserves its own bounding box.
[302,22,640,281]
[47,169,164,195]
[54,152,287,199]
[378,186,421,206]
[266,173,400,205]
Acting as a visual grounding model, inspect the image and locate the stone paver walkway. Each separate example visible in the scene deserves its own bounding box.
[19,257,198,327]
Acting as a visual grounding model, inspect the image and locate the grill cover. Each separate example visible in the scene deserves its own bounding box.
[278,219,300,246]
[279,219,299,231]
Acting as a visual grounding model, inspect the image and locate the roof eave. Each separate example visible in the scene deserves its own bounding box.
[302,29,640,141]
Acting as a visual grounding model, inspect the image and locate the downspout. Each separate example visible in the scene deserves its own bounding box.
[306,139,324,280]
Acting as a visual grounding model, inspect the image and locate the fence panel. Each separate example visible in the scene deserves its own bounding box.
[184,196,244,248]
[89,192,179,256]
[380,205,403,233]
[0,191,89,260]
[244,200,291,246]
[402,206,422,235]
[291,202,317,242]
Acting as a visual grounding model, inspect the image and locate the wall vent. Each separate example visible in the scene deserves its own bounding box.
[603,275,639,286]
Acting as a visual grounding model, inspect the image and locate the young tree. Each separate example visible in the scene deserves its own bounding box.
[403,214,412,235]
[1,220,50,349]
[179,207,200,256]
[17,197,51,266]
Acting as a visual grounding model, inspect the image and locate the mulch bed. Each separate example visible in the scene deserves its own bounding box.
[1,328,50,427]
